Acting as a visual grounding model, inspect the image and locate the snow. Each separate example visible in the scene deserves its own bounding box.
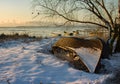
[74,47,101,73]
[0,38,120,84]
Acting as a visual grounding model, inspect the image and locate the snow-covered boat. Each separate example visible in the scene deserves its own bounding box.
[52,37,103,73]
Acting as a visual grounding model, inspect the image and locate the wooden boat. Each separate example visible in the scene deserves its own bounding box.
[52,37,103,73]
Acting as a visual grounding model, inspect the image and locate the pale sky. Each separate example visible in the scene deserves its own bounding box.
[0,0,118,27]
[0,0,32,26]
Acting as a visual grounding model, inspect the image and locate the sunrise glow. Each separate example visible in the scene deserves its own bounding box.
[0,0,32,27]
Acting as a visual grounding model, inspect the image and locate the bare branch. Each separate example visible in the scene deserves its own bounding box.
[32,0,117,30]
[96,0,114,28]
[39,2,108,29]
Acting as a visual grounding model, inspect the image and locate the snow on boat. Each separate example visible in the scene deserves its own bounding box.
[52,37,103,73]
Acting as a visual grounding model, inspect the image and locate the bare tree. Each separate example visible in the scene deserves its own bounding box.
[32,0,120,53]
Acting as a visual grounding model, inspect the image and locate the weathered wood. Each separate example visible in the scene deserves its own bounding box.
[53,46,89,72]
[52,37,103,73]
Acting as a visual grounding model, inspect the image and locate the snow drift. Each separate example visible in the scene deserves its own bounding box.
[0,38,120,84]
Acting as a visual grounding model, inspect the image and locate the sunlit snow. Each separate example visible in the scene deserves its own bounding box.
[0,38,120,84]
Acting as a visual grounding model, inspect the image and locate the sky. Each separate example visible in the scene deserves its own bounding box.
[0,0,118,27]
[0,0,32,26]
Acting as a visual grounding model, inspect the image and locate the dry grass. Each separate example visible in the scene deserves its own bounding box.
[0,33,42,43]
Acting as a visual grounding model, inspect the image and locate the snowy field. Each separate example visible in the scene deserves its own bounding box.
[0,38,120,84]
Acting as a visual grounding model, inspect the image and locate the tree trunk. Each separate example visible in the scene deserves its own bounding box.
[109,23,120,53]
[114,25,120,52]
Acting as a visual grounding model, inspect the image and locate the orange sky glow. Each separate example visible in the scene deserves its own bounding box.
[0,0,118,27]
[0,0,32,27]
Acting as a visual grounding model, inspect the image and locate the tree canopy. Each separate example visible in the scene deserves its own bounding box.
[32,0,120,53]
[32,0,117,30]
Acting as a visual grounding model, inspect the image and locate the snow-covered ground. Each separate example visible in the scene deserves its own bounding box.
[0,38,120,84]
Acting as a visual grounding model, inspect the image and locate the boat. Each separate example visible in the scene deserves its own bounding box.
[52,37,103,73]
